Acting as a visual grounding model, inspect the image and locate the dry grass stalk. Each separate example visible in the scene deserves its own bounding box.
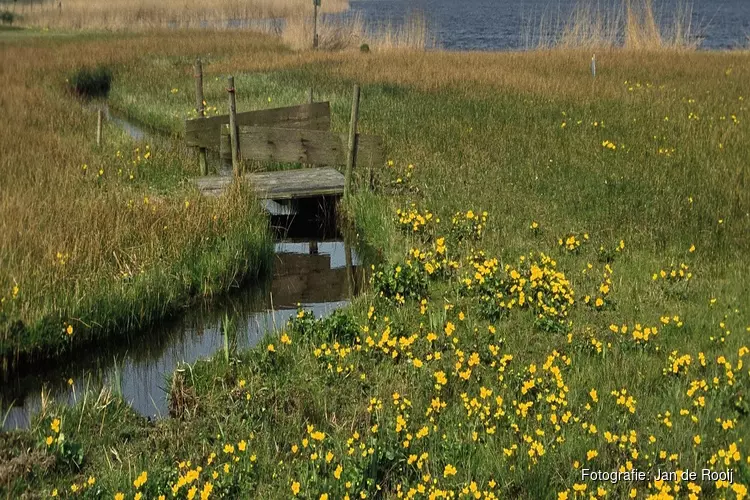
[168,369,198,420]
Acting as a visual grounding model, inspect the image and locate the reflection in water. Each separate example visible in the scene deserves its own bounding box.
[1,242,362,430]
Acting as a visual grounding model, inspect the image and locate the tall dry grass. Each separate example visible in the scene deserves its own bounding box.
[0,32,277,363]
[525,0,699,50]
[21,0,348,30]
[281,13,366,51]
[19,0,430,51]
[281,11,433,51]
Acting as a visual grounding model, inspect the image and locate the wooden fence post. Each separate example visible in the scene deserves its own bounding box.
[96,108,103,147]
[298,87,315,170]
[313,0,319,49]
[194,58,208,176]
[343,84,360,200]
[591,54,596,78]
[227,76,241,176]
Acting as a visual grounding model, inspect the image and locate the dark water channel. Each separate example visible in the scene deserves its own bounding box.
[0,111,364,431]
[2,239,362,431]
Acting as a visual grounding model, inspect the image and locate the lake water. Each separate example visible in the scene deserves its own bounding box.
[341,0,750,50]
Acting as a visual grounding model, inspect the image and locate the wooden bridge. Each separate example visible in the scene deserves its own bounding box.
[185,61,384,204]
[194,167,345,200]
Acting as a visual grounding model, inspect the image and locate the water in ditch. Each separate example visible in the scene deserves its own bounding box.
[2,234,363,431]
[1,111,364,431]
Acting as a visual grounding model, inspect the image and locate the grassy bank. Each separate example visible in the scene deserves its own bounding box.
[0,31,276,367]
[2,30,750,498]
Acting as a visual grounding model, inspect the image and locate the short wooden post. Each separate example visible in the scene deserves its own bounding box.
[591,54,596,78]
[194,59,208,176]
[343,84,360,200]
[298,86,315,170]
[96,108,103,147]
[227,76,241,176]
[313,0,319,49]
[309,241,318,254]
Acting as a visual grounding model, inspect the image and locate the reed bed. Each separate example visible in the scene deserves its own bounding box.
[525,0,700,50]
[16,0,349,31]
[280,11,433,51]
[11,0,430,51]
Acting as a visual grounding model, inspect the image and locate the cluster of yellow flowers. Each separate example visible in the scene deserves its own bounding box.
[54,251,70,266]
[313,340,358,376]
[611,388,637,414]
[663,350,693,376]
[624,80,658,92]
[187,99,220,118]
[657,146,676,156]
[387,161,416,186]
[409,238,459,278]
[461,251,575,328]
[652,263,693,283]
[558,232,589,252]
[45,417,61,447]
[46,196,750,500]
[396,206,435,234]
[450,210,488,240]
[583,263,614,310]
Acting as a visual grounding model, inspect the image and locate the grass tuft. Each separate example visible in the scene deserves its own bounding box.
[68,65,112,98]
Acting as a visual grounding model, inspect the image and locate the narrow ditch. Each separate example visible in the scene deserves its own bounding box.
[1,110,365,430]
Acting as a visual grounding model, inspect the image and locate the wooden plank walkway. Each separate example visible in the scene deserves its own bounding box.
[194,167,345,200]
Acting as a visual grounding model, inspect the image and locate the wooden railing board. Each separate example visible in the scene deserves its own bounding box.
[185,102,331,149]
[219,125,385,173]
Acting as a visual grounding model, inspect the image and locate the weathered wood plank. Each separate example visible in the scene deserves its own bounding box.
[194,59,208,176]
[194,167,345,200]
[219,126,385,172]
[185,102,331,149]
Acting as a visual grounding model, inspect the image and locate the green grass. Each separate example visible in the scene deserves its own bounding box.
[2,31,750,499]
